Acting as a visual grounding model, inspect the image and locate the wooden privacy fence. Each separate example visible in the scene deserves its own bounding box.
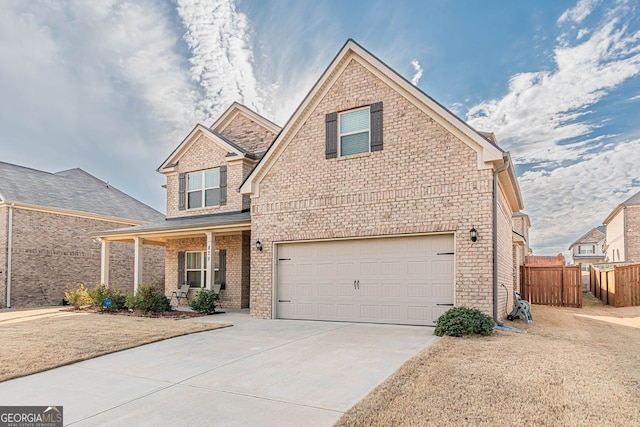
[525,254,565,266]
[520,265,582,308]
[590,264,640,307]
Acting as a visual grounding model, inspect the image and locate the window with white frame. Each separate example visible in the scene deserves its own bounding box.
[187,168,221,209]
[185,250,220,288]
[578,245,595,255]
[339,107,370,156]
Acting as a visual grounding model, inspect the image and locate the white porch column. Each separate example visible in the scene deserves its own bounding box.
[100,239,110,285]
[206,232,215,290]
[133,237,143,293]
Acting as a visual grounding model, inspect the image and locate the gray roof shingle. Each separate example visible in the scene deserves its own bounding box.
[0,161,163,223]
[621,189,640,206]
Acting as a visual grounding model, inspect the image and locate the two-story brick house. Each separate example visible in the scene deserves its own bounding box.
[94,103,280,308]
[96,39,526,325]
[603,189,640,263]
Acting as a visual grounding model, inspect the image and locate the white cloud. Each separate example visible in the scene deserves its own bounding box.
[521,139,640,256]
[410,59,423,85]
[558,0,600,24]
[467,14,640,167]
[465,1,640,257]
[176,0,264,120]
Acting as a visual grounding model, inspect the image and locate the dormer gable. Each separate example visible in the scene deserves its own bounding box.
[157,124,248,175]
[211,102,281,156]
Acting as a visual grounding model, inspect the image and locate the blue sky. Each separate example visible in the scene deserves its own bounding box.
[1,0,639,257]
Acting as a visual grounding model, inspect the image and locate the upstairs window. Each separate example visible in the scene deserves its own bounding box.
[178,166,227,210]
[578,245,595,255]
[325,102,383,159]
[339,107,370,156]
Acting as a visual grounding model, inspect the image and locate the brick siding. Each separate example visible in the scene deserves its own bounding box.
[626,207,640,262]
[4,207,164,307]
[249,58,502,319]
[0,206,7,306]
[165,136,254,218]
[164,233,249,308]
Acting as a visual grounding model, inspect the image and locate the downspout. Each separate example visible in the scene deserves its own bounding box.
[7,203,13,308]
[493,153,511,326]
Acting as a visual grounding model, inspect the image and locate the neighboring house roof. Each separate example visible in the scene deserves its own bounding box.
[158,103,280,173]
[568,226,606,249]
[603,189,640,224]
[0,161,163,223]
[239,39,523,211]
[92,210,251,240]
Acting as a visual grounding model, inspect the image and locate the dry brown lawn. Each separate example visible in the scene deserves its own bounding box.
[0,308,228,383]
[336,295,640,427]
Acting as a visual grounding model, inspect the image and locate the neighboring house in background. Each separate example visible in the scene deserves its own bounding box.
[0,162,165,308]
[569,226,606,291]
[569,226,606,267]
[603,190,640,263]
[95,39,527,325]
[512,212,531,292]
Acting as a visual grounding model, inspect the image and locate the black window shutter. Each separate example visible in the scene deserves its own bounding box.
[370,102,383,151]
[325,112,338,159]
[177,252,185,286]
[219,166,227,206]
[217,249,226,289]
[178,173,186,210]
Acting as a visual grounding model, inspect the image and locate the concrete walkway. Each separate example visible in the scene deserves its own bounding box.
[0,311,438,426]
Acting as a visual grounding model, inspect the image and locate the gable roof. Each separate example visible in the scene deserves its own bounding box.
[0,161,163,223]
[158,103,280,173]
[210,102,281,135]
[603,188,640,224]
[240,39,517,205]
[569,226,606,249]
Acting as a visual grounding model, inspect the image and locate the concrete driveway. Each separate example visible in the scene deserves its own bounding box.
[0,311,438,426]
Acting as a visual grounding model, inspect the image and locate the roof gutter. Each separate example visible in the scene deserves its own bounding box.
[493,153,511,326]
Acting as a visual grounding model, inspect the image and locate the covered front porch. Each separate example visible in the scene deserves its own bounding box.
[92,211,252,308]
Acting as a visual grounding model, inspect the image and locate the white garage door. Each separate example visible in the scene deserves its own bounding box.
[276,234,454,326]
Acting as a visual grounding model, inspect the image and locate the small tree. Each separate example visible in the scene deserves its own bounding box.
[125,285,171,314]
[64,284,93,310]
[434,306,495,337]
[190,289,220,315]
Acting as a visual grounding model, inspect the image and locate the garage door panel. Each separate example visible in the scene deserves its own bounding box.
[407,260,429,275]
[317,262,336,276]
[360,304,381,319]
[360,261,380,276]
[381,305,402,320]
[277,235,454,326]
[360,282,381,297]
[381,261,403,275]
[381,282,402,297]
[317,283,336,297]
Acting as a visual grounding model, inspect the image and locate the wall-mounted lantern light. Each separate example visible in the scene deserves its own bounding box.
[256,240,263,251]
[470,226,478,242]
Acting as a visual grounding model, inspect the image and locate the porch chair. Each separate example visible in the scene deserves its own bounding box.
[170,284,191,306]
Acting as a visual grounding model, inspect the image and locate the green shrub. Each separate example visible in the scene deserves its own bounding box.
[434,306,495,337]
[125,284,171,314]
[90,284,128,311]
[189,289,220,315]
[64,284,93,309]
